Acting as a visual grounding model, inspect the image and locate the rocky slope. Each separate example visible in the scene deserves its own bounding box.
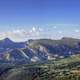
[0,37,80,64]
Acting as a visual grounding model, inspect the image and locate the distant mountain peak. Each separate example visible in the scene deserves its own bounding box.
[62,37,80,41]
[62,37,74,40]
[2,38,13,43]
[3,37,11,41]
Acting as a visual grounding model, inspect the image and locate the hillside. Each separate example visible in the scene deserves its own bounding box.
[0,37,80,64]
[0,54,80,80]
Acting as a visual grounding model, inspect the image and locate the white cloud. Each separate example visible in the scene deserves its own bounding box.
[0,27,44,42]
[74,29,80,33]
[58,31,62,34]
[53,26,57,29]
[0,25,80,42]
[32,27,36,32]
[38,27,43,31]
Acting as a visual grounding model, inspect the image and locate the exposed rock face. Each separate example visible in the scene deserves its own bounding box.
[0,37,80,64]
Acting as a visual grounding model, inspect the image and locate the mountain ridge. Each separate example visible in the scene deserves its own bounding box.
[0,37,80,64]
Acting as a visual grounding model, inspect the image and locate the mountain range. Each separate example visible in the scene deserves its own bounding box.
[0,37,80,64]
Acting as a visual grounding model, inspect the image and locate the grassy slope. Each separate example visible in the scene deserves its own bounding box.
[1,54,80,80]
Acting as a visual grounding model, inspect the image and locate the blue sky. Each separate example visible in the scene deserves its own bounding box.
[0,0,80,41]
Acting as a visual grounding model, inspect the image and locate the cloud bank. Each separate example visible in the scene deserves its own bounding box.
[0,25,80,42]
[0,27,44,42]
